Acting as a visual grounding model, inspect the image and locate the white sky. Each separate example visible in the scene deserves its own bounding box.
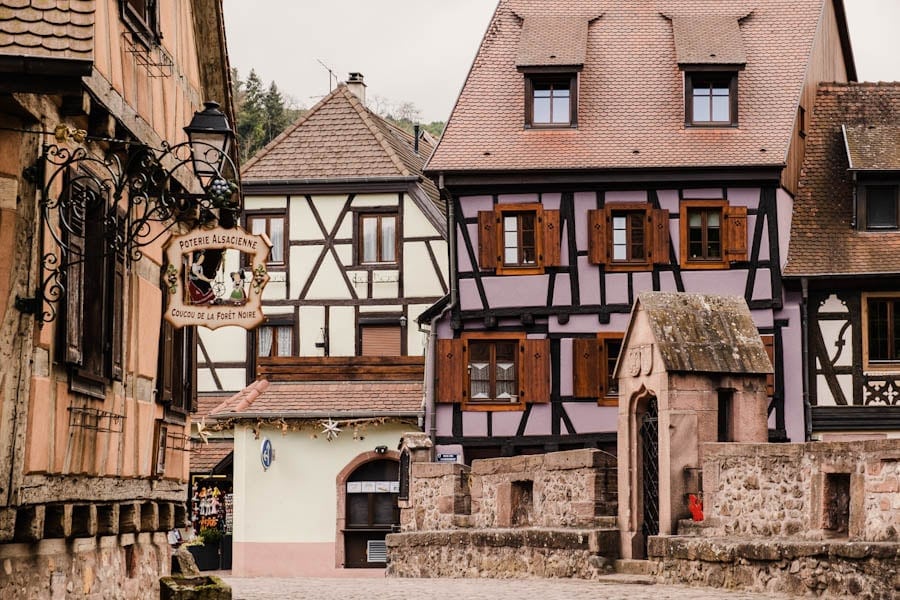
[223,0,900,123]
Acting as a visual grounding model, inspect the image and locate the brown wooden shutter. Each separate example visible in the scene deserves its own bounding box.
[651,209,670,265]
[519,338,550,403]
[109,249,125,381]
[761,334,775,397]
[64,234,85,365]
[572,338,600,398]
[541,209,561,267]
[588,209,608,265]
[187,327,198,413]
[724,205,748,262]
[477,211,497,270]
[64,179,85,365]
[157,320,174,405]
[436,339,465,403]
[361,325,401,356]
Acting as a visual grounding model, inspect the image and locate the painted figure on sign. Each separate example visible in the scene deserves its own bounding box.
[229,270,247,305]
[188,250,216,304]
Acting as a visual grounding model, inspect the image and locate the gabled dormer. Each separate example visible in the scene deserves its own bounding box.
[669,14,748,128]
[516,15,593,129]
[843,124,900,230]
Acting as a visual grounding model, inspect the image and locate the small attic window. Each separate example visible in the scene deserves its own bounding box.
[686,71,738,127]
[525,73,577,128]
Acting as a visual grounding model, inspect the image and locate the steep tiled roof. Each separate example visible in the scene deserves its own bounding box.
[785,83,900,277]
[0,0,94,63]
[210,379,423,418]
[427,0,842,173]
[241,83,442,216]
[189,439,233,474]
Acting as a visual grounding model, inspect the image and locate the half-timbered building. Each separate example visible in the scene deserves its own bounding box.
[197,75,448,576]
[785,82,900,439]
[0,0,233,596]
[422,0,856,461]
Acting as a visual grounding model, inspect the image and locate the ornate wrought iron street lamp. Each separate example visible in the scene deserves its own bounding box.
[16,101,239,324]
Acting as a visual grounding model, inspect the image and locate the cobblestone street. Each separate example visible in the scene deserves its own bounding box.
[223,576,793,599]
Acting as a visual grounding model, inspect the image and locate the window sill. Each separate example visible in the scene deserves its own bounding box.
[495,265,544,276]
[462,401,525,412]
[598,397,618,407]
[680,259,729,270]
[525,124,577,130]
[863,365,900,374]
[606,262,652,272]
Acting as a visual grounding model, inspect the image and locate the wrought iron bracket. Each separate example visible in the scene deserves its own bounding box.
[23,140,239,325]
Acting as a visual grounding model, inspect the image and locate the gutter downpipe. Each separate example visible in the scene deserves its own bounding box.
[801,276,812,441]
[421,173,457,443]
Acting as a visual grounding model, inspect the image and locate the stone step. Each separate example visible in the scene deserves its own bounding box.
[596,573,656,585]
[614,559,652,575]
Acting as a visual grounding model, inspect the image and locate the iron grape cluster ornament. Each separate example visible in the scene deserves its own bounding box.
[163,226,271,330]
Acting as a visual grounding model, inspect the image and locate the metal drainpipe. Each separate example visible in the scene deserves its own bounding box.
[420,174,457,442]
[801,276,812,441]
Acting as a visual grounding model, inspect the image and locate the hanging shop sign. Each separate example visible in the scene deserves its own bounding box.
[163,226,271,330]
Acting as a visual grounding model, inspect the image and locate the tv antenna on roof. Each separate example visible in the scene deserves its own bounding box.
[316,59,339,92]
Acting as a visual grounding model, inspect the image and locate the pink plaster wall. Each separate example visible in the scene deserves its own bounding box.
[233,541,386,578]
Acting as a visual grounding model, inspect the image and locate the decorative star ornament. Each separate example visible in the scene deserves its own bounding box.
[195,418,210,444]
[321,418,341,441]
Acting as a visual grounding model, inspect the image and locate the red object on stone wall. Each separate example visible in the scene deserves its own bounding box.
[688,494,704,521]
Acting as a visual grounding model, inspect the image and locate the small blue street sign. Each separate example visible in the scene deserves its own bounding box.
[261,438,274,471]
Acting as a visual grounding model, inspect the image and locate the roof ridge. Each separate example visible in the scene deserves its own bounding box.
[342,87,411,177]
[241,85,344,174]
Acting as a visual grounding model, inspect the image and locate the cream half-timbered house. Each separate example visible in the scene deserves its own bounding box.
[197,76,448,576]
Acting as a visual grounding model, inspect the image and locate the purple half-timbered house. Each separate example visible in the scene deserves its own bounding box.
[421,0,857,461]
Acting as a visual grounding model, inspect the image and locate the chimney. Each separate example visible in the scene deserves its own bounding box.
[346,72,366,105]
[414,124,420,154]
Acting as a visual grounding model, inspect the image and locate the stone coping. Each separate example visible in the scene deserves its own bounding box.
[649,536,900,562]
[702,438,900,459]
[410,449,616,479]
[387,527,618,553]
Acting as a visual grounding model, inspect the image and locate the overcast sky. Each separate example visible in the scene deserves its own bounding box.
[223,0,900,123]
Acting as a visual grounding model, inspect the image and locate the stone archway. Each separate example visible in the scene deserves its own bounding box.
[334,450,400,569]
[619,384,659,559]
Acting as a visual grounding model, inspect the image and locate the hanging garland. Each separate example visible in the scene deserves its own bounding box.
[192,415,418,444]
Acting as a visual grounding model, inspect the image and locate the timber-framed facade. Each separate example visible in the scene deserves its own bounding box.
[422,0,856,460]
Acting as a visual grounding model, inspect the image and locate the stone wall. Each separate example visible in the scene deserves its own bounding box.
[700,439,899,541]
[400,449,617,532]
[0,532,170,599]
[390,449,619,579]
[387,529,617,579]
[649,439,900,599]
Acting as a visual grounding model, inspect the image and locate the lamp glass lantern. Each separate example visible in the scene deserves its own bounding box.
[183,101,233,188]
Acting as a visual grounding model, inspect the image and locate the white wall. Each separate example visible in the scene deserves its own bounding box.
[232,422,409,543]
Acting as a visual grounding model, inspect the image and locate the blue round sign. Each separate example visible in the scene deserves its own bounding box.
[260,438,273,471]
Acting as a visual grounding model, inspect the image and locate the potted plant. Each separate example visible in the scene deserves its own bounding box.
[185,528,222,571]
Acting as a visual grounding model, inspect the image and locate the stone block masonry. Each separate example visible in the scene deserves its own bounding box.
[0,532,170,599]
[648,439,900,599]
[390,449,619,579]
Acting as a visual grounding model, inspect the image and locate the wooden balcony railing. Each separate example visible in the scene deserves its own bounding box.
[257,356,425,382]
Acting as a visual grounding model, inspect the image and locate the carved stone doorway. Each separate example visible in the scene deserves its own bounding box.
[639,396,660,555]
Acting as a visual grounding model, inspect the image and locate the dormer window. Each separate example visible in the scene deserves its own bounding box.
[861,184,900,230]
[525,74,577,128]
[515,15,587,130]
[671,15,746,128]
[685,72,738,127]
